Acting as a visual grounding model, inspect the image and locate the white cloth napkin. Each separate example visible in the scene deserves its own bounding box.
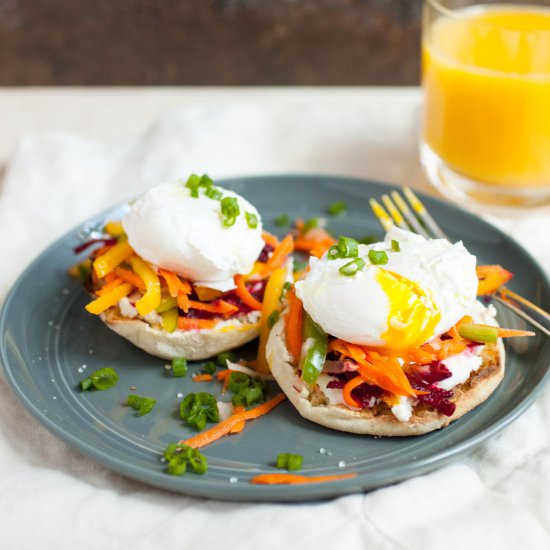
[1,101,549,550]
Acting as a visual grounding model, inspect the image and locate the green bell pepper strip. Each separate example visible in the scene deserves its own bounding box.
[458,323,498,344]
[156,296,178,313]
[300,314,328,385]
[161,308,178,333]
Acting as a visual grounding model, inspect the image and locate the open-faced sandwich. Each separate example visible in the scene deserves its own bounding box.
[266,227,532,436]
[72,175,293,360]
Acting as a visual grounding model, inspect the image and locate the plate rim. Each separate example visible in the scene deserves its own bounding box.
[1,173,549,502]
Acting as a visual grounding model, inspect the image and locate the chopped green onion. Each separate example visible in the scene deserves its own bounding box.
[276,453,303,471]
[228,372,267,407]
[391,239,401,252]
[127,394,156,416]
[274,213,290,227]
[280,281,292,302]
[220,197,240,228]
[180,392,219,431]
[204,186,222,200]
[172,357,188,377]
[202,361,217,375]
[328,236,359,260]
[303,217,320,233]
[216,351,236,367]
[327,201,347,216]
[199,174,213,188]
[267,310,280,329]
[368,250,389,265]
[185,174,201,198]
[80,367,119,391]
[163,442,208,476]
[245,211,259,229]
[228,372,250,394]
[458,323,498,344]
[339,258,366,277]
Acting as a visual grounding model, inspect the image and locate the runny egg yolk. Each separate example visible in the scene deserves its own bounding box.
[376,268,441,351]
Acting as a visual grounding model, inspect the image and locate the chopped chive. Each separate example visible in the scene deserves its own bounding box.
[328,201,347,216]
[339,258,366,277]
[202,361,217,375]
[188,449,208,474]
[228,372,250,393]
[303,217,319,233]
[368,249,389,265]
[179,392,219,431]
[127,394,156,416]
[168,456,187,476]
[391,239,400,252]
[274,213,290,227]
[204,186,222,200]
[172,357,188,377]
[276,453,289,469]
[80,377,93,391]
[199,174,213,188]
[245,211,259,229]
[164,443,207,476]
[220,197,240,228]
[267,310,280,329]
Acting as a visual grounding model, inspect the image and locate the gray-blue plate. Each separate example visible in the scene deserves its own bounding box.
[1,175,549,502]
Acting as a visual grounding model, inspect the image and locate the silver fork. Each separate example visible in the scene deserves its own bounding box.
[370,187,550,338]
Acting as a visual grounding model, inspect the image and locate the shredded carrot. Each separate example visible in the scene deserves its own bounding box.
[498,327,536,338]
[95,277,124,297]
[192,374,214,383]
[342,376,364,408]
[114,267,145,290]
[249,472,357,485]
[262,231,280,248]
[294,238,335,258]
[216,369,232,394]
[176,292,190,313]
[181,393,286,448]
[85,283,133,315]
[229,406,246,434]
[285,291,304,363]
[262,234,294,275]
[188,299,239,316]
[177,317,216,331]
[158,269,192,297]
[234,274,263,310]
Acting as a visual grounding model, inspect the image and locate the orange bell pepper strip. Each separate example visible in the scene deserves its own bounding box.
[92,240,134,279]
[114,267,145,290]
[129,256,161,316]
[476,265,513,296]
[85,283,133,315]
[94,276,124,297]
[285,290,304,363]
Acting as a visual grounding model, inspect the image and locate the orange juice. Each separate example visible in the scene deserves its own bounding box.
[423,6,550,187]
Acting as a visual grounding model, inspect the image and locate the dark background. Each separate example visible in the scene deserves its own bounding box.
[0,0,423,86]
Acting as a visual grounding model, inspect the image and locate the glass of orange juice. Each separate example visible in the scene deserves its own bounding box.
[421,0,550,208]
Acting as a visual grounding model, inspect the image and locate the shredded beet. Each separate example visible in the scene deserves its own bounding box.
[258,243,274,263]
[407,361,456,417]
[326,373,383,409]
[73,238,117,254]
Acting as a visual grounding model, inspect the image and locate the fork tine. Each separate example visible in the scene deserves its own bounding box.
[369,198,393,232]
[390,191,430,238]
[403,187,448,240]
[381,194,409,230]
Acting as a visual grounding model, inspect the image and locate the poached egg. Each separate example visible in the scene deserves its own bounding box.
[122,181,265,292]
[295,227,478,350]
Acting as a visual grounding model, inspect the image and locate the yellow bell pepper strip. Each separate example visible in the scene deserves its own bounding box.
[129,256,161,316]
[85,283,133,315]
[257,267,288,372]
[103,221,125,237]
[476,265,513,295]
[161,308,179,333]
[93,240,134,279]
